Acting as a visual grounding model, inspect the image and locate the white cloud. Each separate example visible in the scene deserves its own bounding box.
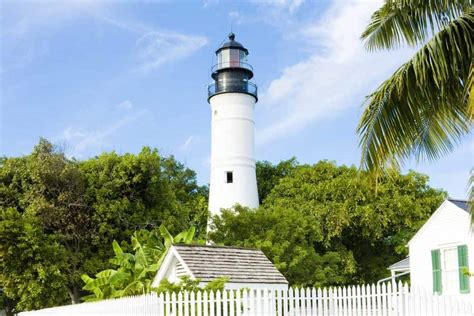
[179,136,199,153]
[228,11,240,19]
[135,32,208,73]
[203,0,220,8]
[2,2,208,73]
[256,0,415,145]
[3,1,105,43]
[251,0,305,13]
[1,1,105,70]
[85,14,208,73]
[56,107,146,154]
[117,100,133,110]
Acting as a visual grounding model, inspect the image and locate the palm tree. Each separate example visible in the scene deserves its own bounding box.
[358,1,473,175]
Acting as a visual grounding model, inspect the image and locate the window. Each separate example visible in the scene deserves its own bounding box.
[229,49,240,67]
[442,247,458,294]
[432,245,471,295]
[240,50,247,62]
[226,171,233,183]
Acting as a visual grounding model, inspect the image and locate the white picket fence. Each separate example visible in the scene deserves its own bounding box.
[19,282,473,316]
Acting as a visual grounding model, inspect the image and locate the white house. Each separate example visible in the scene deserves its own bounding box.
[152,244,288,291]
[392,199,472,298]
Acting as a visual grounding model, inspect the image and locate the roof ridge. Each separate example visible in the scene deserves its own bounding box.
[173,243,261,251]
[447,198,469,202]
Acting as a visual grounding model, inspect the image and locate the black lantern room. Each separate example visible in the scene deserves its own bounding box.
[208,33,258,102]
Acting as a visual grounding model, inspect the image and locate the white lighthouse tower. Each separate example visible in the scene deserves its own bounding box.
[207,33,259,216]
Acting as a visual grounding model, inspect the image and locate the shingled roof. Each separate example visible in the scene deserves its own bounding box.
[447,198,470,213]
[160,244,288,284]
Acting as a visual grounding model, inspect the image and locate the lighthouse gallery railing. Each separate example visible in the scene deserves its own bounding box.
[207,80,258,100]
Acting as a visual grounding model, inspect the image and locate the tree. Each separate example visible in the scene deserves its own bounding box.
[0,139,208,311]
[210,161,445,286]
[81,225,202,301]
[0,139,92,307]
[0,208,69,315]
[256,158,298,204]
[358,1,473,173]
[79,149,208,241]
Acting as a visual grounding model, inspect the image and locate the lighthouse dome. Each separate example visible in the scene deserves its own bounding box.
[216,33,249,54]
[212,33,253,77]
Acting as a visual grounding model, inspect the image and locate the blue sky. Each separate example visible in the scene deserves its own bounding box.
[1,0,472,198]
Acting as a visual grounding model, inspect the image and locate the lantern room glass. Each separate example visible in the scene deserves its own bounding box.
[217,48,247,70]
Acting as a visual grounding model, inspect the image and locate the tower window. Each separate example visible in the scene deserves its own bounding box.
[226,171,233,183]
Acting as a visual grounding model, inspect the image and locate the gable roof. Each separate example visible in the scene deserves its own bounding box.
[447,198,470,213]
[157,244,288,285]
[408,199,471,246]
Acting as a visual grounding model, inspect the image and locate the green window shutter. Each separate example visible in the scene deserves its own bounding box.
[457,245,470,294]
[431,249,442,294]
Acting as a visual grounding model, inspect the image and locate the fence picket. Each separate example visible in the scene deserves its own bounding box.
[264,289,269,316]
[182,291,187,316]
[247,290,254,316]
[360,284,366,316]
[276,289,282,316]
[298,287,304,316]
[382,282,388,316]
[229,290,235,316]
[305,287,313,316]
[209,291,215,316]
[222,290,228,316]
[242,290,249,316]
[236,290,242,316]
[203,291,208,316]
[165,292,171,316]
[387,282,393,316]
[194,292,203,316]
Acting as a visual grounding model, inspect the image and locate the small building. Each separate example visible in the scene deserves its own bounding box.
[387,257,410,280]
[152,244,289,290]
[389,199,473,298]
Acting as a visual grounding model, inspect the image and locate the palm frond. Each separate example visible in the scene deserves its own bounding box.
[362,0,472,50]
[466,62,474,119]
[358,9,473,172]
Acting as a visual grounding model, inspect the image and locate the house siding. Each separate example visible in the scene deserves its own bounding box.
[408,201,473,300]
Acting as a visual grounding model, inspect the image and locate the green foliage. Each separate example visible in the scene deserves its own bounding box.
[154,276,229,294]
[0,139,208,311]
[256,158,298,204]
[81,225,203,301]
[0,139,89,309]
[210,160,445,287]
[0,207,69,310]
[358,1,473,172]
[79,149,208,241]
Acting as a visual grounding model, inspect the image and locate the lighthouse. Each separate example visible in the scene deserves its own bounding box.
[207,33,259,216]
